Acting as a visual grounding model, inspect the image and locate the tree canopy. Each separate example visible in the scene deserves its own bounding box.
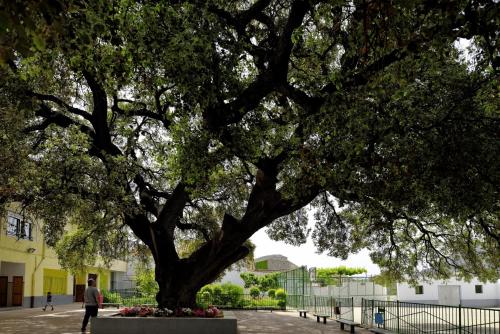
[315,266,367,286]
[0,0,499,307]
[240,272,280,291]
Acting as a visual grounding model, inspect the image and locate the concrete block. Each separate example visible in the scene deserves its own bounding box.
[91,311,237,334]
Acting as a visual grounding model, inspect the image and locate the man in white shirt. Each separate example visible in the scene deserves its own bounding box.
[81,278,99,332]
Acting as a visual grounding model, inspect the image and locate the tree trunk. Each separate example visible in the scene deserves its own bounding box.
[153,237,251,310]
[155,262,200,309]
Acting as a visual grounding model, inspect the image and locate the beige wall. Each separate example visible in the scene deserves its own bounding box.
[0,205,127,306]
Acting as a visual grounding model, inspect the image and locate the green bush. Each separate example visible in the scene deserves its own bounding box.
[213,285,223,304]
[200,285,214,296]
[275,288,286,300]
[101,289,122,304]
[267,289,276,298]
[198,283,244,307]
[220,283,244,307]
[249,286,260,298]
[277,299,286,308]
[135,265,158,297]
[275,288,286,309]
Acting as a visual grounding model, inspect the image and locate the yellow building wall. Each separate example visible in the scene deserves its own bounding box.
[0,206,128,305]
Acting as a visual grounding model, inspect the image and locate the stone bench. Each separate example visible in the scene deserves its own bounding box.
[336,319,360,333]
[313,313,329,324]
[298,309,308,318]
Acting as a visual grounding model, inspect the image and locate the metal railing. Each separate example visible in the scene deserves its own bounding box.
[105,290,284,310]
[103,289,156,307]
[285,295,354,320]
[196,293,283,310]
[362,299,500,334]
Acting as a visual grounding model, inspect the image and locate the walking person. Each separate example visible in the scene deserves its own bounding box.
[42,291,54,311]
[81,278,99,332]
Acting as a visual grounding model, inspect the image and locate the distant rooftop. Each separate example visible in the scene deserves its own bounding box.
[254,254,297,272]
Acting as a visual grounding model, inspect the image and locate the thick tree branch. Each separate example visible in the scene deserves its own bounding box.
[82,70,114,152]
[28,91,92,121]
[157,183,189,235]
[25,104,95,137]
[204,0,312,131]
[112,96,171,128]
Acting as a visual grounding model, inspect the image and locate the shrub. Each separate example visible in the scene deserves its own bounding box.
[101,289,122,304]
[275,288,286,300]
[198,283,244,307]
[220,283,244,307]
[200,285,214,296]
[212,285,223,304]
[275,288,287,309]
[267,289,276,298]
[277,299,286,308]
[249,286,260,298]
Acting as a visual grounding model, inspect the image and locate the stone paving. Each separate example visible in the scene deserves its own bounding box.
[0,304,374,334]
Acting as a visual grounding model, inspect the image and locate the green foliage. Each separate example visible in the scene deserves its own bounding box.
[316,266,368,286]
[255,261,268,270]
[1,1,499,301]
[101,289,122,304]
[240,272,279,291]
[240,272,259,288]
[249,286,260,298]
[199,285,213,296]
[267,289,276,299]
[258,273,280,291]
[275,288,287,300]
[275,288,287,309]
[199,283,244,307]
[135,264,158,297]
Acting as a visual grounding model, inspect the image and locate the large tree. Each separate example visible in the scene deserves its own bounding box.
[1,0,499,308]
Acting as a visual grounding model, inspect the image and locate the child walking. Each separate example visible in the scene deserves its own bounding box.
[42,291,54,311]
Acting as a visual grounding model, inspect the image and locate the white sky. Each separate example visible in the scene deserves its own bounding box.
[250,228,381,274]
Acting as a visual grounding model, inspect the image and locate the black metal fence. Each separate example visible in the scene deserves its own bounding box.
[104,290,284,310]
[285,295,354,320]
[102,289,156,307]
[362,299,500,334]
[196,293,283,310]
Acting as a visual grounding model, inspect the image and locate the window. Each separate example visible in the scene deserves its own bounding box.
[475,285,483,294]
[415,285,424,294]
[6,215,33,241]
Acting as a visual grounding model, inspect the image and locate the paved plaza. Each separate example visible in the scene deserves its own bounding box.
[0,303,374,334]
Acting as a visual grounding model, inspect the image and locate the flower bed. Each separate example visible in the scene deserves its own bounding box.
[92,306,236,334]
[117,306,223,318]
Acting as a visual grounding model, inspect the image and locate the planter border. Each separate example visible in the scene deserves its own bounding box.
[91,311,237,334]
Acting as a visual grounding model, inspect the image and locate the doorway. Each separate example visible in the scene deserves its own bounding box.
[0,276,7,306]
[438,285,461,306]
[12,276,23,306]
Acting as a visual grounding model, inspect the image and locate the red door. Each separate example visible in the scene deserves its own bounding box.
[75,285,85,302]
[12,276,23,306]
[0,276,7,306]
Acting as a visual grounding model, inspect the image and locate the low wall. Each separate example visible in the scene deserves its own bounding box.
[24,295,74,308]
[91,311,237,334]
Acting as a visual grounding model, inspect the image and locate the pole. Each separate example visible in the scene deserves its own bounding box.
[397,300,400,334]
[458,304,462,334]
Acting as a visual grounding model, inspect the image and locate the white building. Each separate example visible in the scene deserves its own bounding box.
[397,278,500,307]
[253,254,298,272]
[218,254,298,287]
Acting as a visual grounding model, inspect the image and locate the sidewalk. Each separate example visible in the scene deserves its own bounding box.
[0,303,118,334]
[0,304,374,334]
